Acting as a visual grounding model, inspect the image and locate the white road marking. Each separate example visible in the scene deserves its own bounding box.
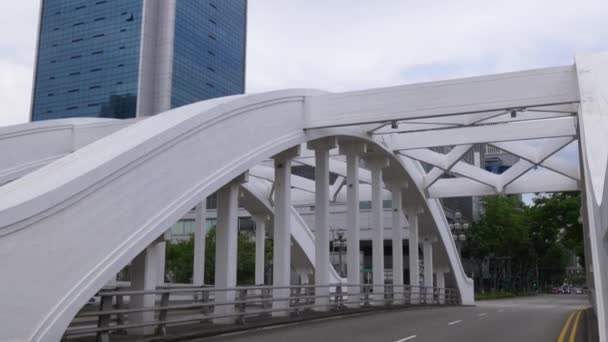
[498,309,504,313]
[395,335,417,342]
[478,313,488,317]
[448,320,462,325]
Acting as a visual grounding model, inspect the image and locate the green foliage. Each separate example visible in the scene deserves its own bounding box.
[165,226,273,285]
[463,192,584,293]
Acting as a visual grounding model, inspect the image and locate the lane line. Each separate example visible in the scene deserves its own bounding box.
[395,335,417,342]
[557,310,578,342]
[498,309,504,313]
[477,313,488,317]
[568,310,583,342]
[448,320,462,325]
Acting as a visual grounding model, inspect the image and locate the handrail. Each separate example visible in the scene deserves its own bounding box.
[66,284,460,341]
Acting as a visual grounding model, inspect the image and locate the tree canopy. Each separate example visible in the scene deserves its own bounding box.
[463,192,583,293]
[165,226,273,285]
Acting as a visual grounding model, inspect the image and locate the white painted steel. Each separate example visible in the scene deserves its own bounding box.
[4,52,606,340]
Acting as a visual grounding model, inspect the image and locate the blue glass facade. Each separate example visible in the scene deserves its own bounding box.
[32,0,143,121]
[32,0,247,121]
[171,0,247,108]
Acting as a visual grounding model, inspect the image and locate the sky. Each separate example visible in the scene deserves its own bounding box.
[1,0,608,127]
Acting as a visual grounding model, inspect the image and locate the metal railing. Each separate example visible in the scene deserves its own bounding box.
[64,284,460,341]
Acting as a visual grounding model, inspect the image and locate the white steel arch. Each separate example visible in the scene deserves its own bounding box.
[0,51,607,341]
[0,89,470,341]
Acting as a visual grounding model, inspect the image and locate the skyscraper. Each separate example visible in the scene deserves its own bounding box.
[30,0,247,121]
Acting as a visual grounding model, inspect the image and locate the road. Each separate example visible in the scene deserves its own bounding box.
[197,295,592,342]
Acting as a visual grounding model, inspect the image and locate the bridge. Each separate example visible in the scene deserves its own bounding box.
[0,52,606,341]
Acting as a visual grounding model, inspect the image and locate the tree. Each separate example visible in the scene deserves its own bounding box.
[165,226,273,285]
[463,192,584,294]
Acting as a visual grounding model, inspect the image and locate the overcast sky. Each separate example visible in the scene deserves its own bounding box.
[1,0,607,127]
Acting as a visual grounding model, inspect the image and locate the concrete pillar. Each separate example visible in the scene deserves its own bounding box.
[308,138,337,310]
[193,201,206,286]
[366,155,388,305]
[339,141,366,307]
[253,214,267,286]
[422,236,434,303]
[435,269,446,304]
[272,146,300,315]
[129,240,163,335]
[387,180,406,303]
[407,207,420,303]
[213,174,247,323]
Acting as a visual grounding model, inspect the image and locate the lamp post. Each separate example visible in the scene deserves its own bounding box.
[449,211,469,256]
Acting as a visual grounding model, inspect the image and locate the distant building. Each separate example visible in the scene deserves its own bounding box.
[31,0,247,121]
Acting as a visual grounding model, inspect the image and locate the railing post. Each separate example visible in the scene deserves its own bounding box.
[307,285,315,307]
[115,294,126,335]
[155,292,170,336]
[262,287,272,313]
[335,285,342,310]
[363,285,371,306]
[96,294,112,342]
[237,289,247,324]
[201,289,211,316]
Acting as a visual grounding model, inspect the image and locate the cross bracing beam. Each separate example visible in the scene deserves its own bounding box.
[305,65,579,129]
[427,170,579,198]
[367,103,578,135]
[391,116,577,150]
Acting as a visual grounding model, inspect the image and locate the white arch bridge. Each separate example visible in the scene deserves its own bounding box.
[0,52,607,341]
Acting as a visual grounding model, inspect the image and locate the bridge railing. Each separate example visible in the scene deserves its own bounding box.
[65,284,460,341]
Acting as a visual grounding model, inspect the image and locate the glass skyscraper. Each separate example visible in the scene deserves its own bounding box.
[31,0,247,121]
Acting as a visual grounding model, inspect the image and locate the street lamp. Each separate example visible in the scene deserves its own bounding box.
[449,211,469,256]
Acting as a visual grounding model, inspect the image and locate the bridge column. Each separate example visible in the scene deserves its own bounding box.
[253,214,268,286]
[387,179,407,304]
[193,200,206,286]
[308,138,337,311]
[213,173,248,323]
[129,239,163,335]
[422,236,436,304]
[339,141,366,307]
[406,207,421,304]
[365,154,389,305]
[272,146,300,315]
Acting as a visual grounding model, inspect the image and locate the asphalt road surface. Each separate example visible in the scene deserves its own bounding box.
[197,294,592,342]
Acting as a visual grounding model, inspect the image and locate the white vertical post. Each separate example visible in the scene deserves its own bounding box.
[193,201,206,286]
[213,175,245,323]
[308,138,337,311]
[367,156,388,305]
[422,237,434,303]
[129,241,162,335]
[253,215,267,286]
[388,180,406,303]
[340,141,366,307]
[407,207,420,303]
[272,146,299,315]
